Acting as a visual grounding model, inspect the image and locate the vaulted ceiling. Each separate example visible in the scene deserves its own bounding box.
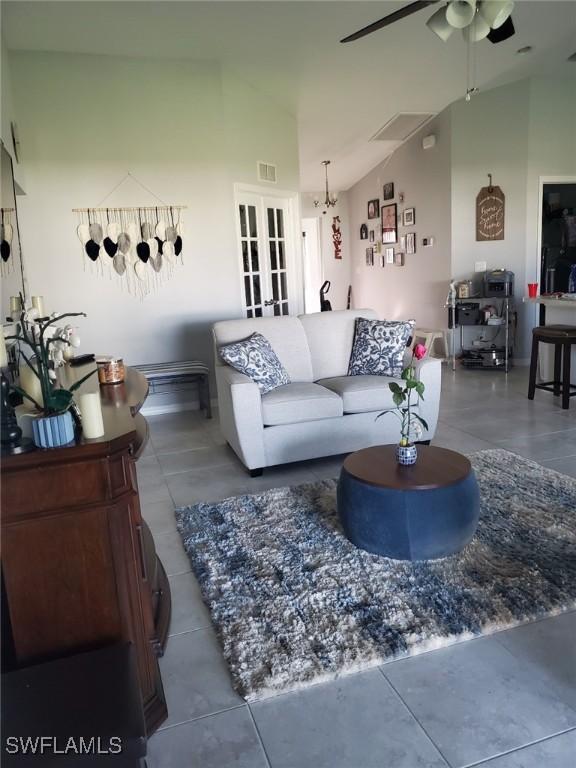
[3,1,575,191]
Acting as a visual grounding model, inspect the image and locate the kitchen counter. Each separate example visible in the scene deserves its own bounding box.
[523,295,576,309]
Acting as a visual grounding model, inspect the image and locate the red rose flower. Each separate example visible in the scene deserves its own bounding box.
[413,343,427,360]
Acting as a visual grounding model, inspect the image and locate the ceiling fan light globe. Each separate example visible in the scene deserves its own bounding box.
[464,12,490,41]
[446,0,477,29]
[479,0,514,29]
[426,7,455,41]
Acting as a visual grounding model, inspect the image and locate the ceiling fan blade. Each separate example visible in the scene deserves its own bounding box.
[487,15,515,43]
[340,0,440,43]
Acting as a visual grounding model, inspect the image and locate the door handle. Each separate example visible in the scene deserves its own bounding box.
[264,299,279,306]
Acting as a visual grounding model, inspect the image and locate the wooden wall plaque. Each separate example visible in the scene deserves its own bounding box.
[476,184,505,241]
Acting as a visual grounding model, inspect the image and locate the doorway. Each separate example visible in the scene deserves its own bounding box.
[235,187,302,318]
[301,217,323,314]
[539,181,576,297]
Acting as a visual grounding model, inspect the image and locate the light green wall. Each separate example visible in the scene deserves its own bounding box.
[450,76,576,358]
[346,109,453,332]
[347,75,575,360]
[9,50,300,376]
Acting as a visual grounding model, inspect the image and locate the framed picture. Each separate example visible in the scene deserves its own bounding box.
[367,199,380,220]
[360,223,368,240]
[403,208,415,226]
[369,229,375,242]
[385,247,394,264]
[365,247,374,266]
[381,203,397,244]
[399,235,406,251]
[383,182,394,201]
[394,252,405,266]
[406,232,416,255]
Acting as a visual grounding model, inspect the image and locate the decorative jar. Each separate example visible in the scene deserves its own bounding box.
[96,356,125,385]
[396,442,417,466]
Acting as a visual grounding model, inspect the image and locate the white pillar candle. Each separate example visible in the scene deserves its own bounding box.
[78,392,105,439]
[19,361,44,410]
[31,296,45,317]
[0,327,8,368]
[10,296,22,320]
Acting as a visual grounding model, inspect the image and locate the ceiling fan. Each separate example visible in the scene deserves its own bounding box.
[340,1,516,44]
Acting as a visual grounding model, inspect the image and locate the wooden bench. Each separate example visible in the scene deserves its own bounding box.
[135,361,211,418]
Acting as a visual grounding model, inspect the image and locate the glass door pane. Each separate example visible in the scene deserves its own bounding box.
[238,203,263,318]
[266,205,290,316]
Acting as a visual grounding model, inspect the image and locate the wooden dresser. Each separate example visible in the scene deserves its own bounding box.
[1,365,170,734]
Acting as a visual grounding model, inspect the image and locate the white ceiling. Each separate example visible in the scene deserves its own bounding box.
[3,1,576,192]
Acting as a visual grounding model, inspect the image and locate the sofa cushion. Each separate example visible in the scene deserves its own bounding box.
[261,383,343,426]
[319,375,397,414]
[219,332,290,394]
[348,318,415,378]
[298,309,378,380]
[213,316,313,382]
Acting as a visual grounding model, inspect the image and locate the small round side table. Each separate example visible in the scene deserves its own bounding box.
[337,445,480,561]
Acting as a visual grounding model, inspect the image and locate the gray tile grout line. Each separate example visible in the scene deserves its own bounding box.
[458,726,576,768]
[163,568,193,578]
[438,421,576,461]
[378,669,452,767]
[488,626,576,719]
[443,417,576,440]
[246,704,274,768]
[154,702,247,734]
[167,624,211,640]
[144,389,576,760]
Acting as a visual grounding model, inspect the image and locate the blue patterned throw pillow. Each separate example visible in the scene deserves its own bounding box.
[219,332,290,394]
[348,317,415,378]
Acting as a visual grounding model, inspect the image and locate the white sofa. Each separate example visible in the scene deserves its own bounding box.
[212,309,441,474]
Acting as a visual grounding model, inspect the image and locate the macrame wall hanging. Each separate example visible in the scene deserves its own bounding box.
[1,208,15,277]
[73,173,186,299]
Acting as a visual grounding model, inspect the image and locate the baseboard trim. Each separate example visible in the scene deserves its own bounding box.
[141,398,218,417]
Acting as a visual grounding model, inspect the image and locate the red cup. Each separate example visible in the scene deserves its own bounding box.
[528,283,538,298]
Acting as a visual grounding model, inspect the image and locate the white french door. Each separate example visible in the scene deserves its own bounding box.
[236,189,300,318]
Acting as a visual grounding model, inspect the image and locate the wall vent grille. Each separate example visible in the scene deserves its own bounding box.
[371,113,435,142]
[257,162,277,183]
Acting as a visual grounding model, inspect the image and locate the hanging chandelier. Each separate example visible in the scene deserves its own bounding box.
[314,160,338,210]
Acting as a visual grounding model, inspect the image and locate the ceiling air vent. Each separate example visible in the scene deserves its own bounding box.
[257,161,277,183]
[371,113,435,143]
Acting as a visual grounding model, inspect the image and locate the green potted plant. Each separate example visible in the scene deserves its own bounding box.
[7,301,96,448]
[378,343,429,465]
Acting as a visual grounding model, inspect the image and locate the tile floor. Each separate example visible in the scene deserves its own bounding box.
[142,367,576,768]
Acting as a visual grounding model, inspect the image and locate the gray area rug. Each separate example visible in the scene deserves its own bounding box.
[175,449,576,701]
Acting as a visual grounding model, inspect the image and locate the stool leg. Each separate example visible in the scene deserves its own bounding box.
[528,337,539,400]
[562,342,571,410]
[553,344,562,396]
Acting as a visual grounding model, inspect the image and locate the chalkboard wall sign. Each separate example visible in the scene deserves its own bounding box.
[476,175,505,241]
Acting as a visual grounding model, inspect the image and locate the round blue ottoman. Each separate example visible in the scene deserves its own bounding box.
[337,445,480,561]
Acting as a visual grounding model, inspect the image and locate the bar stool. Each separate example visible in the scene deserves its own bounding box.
[528,325,576,410]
